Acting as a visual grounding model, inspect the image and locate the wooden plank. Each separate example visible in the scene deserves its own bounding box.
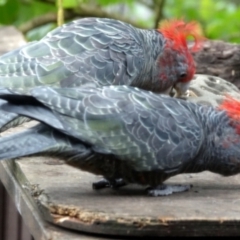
[3,193,20,240]
[0,153,106,240]
[20,219,34,240]
[15,157,240,237]
[0,181,4,240]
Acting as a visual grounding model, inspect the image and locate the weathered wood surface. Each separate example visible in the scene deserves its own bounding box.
[2,142,240,237]
[0,187,33,240]
[193,40,240,88]
[1,26,240,238]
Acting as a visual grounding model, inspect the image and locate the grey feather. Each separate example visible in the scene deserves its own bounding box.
[1,85,240,191]
[0,123,92,161]
[0,85,205,172]
[0,17,193,132]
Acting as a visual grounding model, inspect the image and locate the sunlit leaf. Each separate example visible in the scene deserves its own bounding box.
[96,0,134,6]
[63,0,80,8]
[0,0,7,6]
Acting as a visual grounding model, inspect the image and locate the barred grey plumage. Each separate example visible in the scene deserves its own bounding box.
[0,85,238,196]
[0,17,200,131]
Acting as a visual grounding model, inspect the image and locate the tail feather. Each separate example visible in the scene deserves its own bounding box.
[0,123,91,161]
[0,88,65,134]
[0,101,64,131]
[0,98,20,132]
[0,112,31,133]
[0,93,32,132]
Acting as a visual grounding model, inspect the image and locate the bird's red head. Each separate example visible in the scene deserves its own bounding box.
[158,19,205,83]
[219,96,240,134]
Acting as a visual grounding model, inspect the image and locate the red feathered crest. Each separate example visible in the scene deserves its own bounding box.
[159,19,205,52]
[219,96,240,121]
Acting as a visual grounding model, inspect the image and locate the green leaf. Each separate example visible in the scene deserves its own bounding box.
[26,23,56,41]
[0,0,7,6]
[96,0,133,6]
[0,0,19,24]
[14,1,56,27]
[164,0,240,43]
[63,0,80,8]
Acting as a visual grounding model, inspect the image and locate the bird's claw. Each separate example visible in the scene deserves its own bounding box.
[92,178,126,190]
[147,184,192,196]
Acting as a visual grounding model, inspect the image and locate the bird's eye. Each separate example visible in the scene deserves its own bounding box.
[180,73,187,78]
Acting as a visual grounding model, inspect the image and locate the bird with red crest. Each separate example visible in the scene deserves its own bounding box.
[0,17,205,132]
[0,85,240,196]
[159,19,205,96]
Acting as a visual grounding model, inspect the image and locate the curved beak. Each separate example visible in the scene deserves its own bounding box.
[174,82,190,98]
[161,86,174,95]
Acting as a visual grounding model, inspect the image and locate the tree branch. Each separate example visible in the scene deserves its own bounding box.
[18,11,70,34]
[19,4,148,34]
[154,0,165,29]
[57,0,64,26]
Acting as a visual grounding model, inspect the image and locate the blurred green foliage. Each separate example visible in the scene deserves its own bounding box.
[165,0,240,42]
[0,0,239,43]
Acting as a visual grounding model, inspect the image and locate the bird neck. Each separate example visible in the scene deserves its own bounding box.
[194,107,240,176]
[179,104,230,174]
[130,29,166,92]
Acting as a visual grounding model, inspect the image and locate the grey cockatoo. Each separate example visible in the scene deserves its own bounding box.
[0,17,203,132]
[0,83,239,196]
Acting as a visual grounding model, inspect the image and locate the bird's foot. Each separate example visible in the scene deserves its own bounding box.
[92,178,126,190]
[147,184,192,196]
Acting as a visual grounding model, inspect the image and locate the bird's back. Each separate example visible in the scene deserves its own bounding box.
[0,18,158,91]
[0,85,205,174]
